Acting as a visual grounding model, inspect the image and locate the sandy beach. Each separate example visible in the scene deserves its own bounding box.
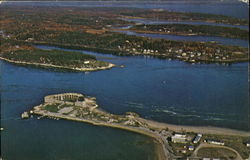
[138,117,250,137]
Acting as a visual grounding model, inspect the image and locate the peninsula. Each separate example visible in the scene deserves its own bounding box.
[0,45,115,72]
[24,93,250,160]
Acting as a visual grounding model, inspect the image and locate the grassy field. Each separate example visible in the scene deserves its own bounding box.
[44,104,60,113]
[202,134,250,159]
[197,147,237,159]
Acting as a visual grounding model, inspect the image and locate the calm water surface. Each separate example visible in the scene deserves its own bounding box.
[0,60,158,160]
[116,30,248,47]
[121,18,249,30]
[1,45,249,159]
[2,1,249,19]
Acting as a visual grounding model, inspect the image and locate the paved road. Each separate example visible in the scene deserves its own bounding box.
[191,143,243,160]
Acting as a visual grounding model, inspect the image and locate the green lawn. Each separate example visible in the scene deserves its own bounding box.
[44,104,60,113]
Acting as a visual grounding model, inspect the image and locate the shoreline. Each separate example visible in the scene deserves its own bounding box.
[0,57,115,72]
[122,29,249,40]
[137,117,250,137]
[25,93,250,160]
[32,110,171,159]
[121,16,249,26]
[31,108,250,160]
[33,41,249,64]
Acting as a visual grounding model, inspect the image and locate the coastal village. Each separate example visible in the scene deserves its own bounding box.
[116,40,244,64]
[21,93,250,160]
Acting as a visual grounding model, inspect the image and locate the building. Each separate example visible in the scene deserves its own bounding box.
[204,139,224,146]
[244,140,250,147]
[21,112,29,119]
[188,146,194,151]
[171,134,187,143]
[44,93,85,106]
[193,133,202,143]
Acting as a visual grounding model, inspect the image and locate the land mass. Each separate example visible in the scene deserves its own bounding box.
[0,45,115,71]
[23,93,250,160]
[129,24,249,40]
[120,9,248,26]
[1,6,249,66]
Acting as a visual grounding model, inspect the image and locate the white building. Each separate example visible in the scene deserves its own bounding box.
[193,133,202,143]
[171,134,187,143]
[204,139,224,146]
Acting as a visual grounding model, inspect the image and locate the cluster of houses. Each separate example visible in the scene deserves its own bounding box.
[0,30,11,39]
[169,132,238,155]
[171,133,203,144]
[170,132,228,146]
[172,48,231,63]
[170,132,250,159]
[117,41,233,63]
[170,133,203,153]
[117,41,160,56]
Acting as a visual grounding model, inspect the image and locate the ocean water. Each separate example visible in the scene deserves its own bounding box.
[2,1,249,19]
[33,45,250,131]
[0,61,158,160]
[1,1,249,160]
[1,44,248,159]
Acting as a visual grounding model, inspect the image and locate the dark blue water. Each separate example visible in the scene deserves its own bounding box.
[116,30,249,48]
[121,18,249,30]
[2,1,249,19]
[20,45,250,131]
[0,60,158,160]
[1,2,249,159]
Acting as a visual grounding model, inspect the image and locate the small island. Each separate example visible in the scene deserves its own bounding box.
[0,46,115,72]
[23,93,250,160]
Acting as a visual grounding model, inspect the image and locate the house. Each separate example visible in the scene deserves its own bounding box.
[193,133,202,143]
[171,133,187,143]
[244,140,250,147]
[188,146,194,151]
[84,61,90,64]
